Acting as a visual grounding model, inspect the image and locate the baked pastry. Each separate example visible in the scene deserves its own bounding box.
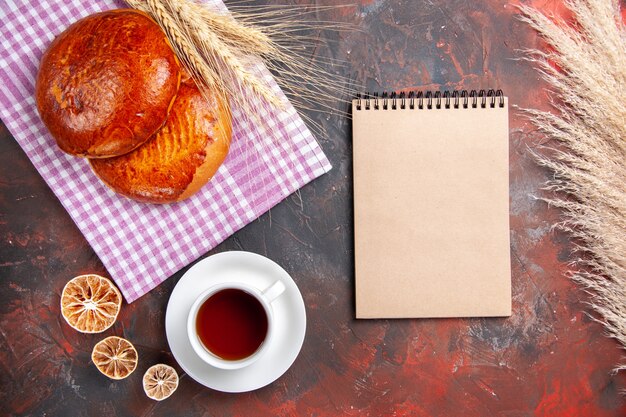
[35,9,180,158]
[90,78,232,203]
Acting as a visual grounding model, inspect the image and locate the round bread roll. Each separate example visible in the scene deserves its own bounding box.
[90,79,232,204]
[35,9,180,158]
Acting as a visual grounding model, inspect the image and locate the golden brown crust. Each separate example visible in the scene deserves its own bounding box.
[35,9,180,158]
[90,80,232,204]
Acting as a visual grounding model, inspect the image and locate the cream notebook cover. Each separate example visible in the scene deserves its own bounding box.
[352,91,511,318]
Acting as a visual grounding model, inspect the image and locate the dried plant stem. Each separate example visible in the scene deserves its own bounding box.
[126,0,283,111]
[128,0,220,91]
[177,1,274,55]
[519,0,626,371]
[125,0,357,124]
[164,0,284,109]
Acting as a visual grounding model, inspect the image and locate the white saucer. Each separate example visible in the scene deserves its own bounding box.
[165,251,306,393]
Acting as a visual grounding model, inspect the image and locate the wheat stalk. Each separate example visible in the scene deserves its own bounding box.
[173,1,275,55]
[134,0,221,93]
[125,0,357,124]
[126,0,283,110]
[519,0,626,371]
[164,0,285,109]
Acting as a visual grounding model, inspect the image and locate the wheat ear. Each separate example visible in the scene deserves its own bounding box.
[128,0,221,93]
[174,1,275,56]
[127,0,282,109]
[164,0,283,108]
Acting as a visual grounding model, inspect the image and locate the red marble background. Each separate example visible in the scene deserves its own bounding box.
[0,0,624,416]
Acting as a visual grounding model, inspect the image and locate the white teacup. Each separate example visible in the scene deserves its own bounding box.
[187,280,285,370]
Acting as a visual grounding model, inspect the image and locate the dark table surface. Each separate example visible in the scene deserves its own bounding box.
[1,0,624,416]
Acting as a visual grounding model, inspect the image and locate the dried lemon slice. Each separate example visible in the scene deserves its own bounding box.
[60,274,122,333]
[92,336,138,380]
[143,364,179,401]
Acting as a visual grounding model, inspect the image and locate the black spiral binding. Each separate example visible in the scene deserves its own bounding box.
[355,89,505,111]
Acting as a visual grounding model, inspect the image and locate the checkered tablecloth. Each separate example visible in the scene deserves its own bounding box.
[0,0,331,302]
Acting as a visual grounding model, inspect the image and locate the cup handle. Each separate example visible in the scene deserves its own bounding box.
[262,280,286,303]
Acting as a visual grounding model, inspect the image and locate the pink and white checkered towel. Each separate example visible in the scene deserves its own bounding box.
[0,0,331,302]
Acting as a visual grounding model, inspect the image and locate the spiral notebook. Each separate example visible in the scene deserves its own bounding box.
[352,90,511,318]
